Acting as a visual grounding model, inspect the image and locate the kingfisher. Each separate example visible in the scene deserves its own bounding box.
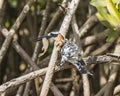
[37,32,92,75]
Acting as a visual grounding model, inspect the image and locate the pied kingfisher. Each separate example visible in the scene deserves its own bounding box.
[37,32,92,75]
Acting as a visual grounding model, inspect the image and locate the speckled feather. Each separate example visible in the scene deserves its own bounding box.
[60,39,92,75]
[36,32,92,75]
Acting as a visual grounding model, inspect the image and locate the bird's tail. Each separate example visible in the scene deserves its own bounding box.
[75,60,93,75]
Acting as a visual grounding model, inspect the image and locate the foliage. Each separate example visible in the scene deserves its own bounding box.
[91,0,120,41]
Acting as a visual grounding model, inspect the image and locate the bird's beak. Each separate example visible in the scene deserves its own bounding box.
[36,35,51,41]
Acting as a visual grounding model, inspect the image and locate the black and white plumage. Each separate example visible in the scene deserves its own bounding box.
[60,39,81,64]
[37,32,59,41]
[60,39,92,75]
[37,32,92,75]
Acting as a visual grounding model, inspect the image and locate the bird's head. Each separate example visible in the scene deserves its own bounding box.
[36,31,59,41]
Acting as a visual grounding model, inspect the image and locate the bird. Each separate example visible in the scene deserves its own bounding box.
[36,32,92,75]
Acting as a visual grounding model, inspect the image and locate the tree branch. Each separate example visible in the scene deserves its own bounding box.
[0,54,120,94]
[0,0,34,64]
[39,0,80,96]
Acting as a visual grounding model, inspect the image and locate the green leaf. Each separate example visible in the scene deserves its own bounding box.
[117,2,120,12]
[90,0,107,7]
[90,0,120,7]
[106,30,116,42]
[96,13,113,29]
[106,0,120,21]
[5,21,10,28]
[8,0,17,8]
[97,6,119,27]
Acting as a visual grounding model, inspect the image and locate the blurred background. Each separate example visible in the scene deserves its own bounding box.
[0,0,120,96]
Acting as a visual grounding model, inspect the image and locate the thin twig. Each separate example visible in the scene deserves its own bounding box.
[55,78,73,83]
[80,29,110,46]
[16,85,25,96]
[83,45,95,56]
[44,0,68,34]
[90,39,115,56]
[82,74,91,96]
[79,15,98,39]
[0,0,6,24]
[99,65,107,87]
[50,83,64,96]
[0,0,4,9]
[71,68,80,96]
[114,84,120,95]
[71,15,82,49]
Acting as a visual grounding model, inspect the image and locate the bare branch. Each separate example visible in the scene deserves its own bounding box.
[82,74,91,96]
[79,15,98,38]
[19,0,52,95]
[71,68,80,96]
[0,65,72,94]
[0,67,47,94]
[50,83,64,96]
[114,84,120,95]
[44,0,68,34]
[80,29,110,46]
[90,39,115,56]
[0,54,120,94]
[95,38,120,96]
[40,0,80,96]
[0,0,4,9]
[0,0,34,64]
